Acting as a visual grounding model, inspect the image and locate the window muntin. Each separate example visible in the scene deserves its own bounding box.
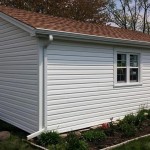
[117,54,127,83]
[130,54,139,82]
[116,53,140,85]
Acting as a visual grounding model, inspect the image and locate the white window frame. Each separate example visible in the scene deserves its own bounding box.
[114,50,142,87]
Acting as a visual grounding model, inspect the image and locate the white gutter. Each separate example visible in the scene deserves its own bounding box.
[35,28,150,49]
[27,35,53,141]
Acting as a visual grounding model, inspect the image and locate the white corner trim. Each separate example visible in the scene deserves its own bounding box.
[0,12,35,35]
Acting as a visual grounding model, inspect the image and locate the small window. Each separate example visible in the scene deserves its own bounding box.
[115,52,141,86]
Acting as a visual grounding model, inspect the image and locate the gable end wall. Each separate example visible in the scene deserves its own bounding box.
[0,17,39,133]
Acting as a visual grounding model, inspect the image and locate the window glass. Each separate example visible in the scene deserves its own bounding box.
[117,54,126,67]
[117,68,126,82]
[130,55,138,67]
[130,68,138,82]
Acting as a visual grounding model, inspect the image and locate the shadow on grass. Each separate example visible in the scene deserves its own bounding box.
[0,120,39,150]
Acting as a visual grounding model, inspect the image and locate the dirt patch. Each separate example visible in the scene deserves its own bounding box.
[88,120,150,150]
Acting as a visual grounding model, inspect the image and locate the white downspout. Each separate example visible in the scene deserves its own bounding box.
[27,35,53,140]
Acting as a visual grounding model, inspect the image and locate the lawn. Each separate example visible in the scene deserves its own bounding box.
[113,136,150,150]
[0,120,39,150]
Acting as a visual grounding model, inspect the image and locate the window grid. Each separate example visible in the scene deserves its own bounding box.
[116,52,140,84]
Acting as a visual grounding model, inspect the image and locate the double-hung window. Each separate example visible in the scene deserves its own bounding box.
[114,52,141,86]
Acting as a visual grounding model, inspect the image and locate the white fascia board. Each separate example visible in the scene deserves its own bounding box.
[35,28,150,49]
[0,12,35,36]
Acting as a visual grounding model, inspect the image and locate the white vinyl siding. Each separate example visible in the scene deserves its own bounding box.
[46,40,150,133]
[0,18,39,133]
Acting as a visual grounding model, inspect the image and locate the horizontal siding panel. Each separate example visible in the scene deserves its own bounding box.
[47,84,150,96]
[47,94,149,111]
[0,84,37,95]
[0,90,38,105]
[47,105,142,130]
[47,55,113,62]
[0,45,37,53]
[0,100,37,117]
[0,76,37,84]
[47,111,136,133]
[47,89,150,103]
[47,65,113,70]
[0,36,36,46]
[47,70,112,75]
[0,18,38,133]
[47,51,113,58]
[47,99,147,119]
[47,78,113,85]
[50,41,113,51]
[0,50,37,57]
[47,74,113,80]
[0,41,37,50]
[0,32,27,42]
[0,107,37,129]
[46,41,150,133]
[47,82,113,90]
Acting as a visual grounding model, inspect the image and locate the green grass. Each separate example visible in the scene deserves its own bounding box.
[113,136,150,150]
[0,120,39,150]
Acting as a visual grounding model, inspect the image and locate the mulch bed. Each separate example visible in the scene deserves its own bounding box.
[88,120,150,150]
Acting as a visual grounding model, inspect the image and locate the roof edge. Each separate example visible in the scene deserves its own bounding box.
[36,28,150,49]
[0,12,35,35]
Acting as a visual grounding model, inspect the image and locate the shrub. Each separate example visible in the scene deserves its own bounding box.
[148,109,150,119]
[48,143,67,150]
[120,123,136,137]
[38,131,61,147]
[66,132,88,150]
[135,109,149,126]
[123,114,137,125]
[83,129,107,142]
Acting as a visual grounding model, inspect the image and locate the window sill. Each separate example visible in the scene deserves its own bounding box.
[114,82,142,88]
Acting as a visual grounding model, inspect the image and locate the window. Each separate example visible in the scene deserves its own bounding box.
[114,52,141,86]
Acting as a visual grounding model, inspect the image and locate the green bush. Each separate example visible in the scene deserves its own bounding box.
[148,109,150,119]
[120,123,136,137]
[66,132,88,150]
[123,114,137,125]
[48,143,67,150]
[83,129,107,142]
[135,109,149,125]
[38,131,61,147]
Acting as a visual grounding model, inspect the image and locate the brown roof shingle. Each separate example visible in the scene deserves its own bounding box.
[1,5,150,43]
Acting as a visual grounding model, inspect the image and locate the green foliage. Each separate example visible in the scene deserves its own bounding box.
[0,134,38,150]
[83,129,107,142]
[38,131,61,147]
[148,109,150,119]
[48,143,67,150]
[66,132,88,150]
[113,136,150,150]
[135,109,149,126]
[119,123,136,137]
[123,114,137,125]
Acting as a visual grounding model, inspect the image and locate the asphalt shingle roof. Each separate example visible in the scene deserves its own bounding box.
[1,5,150,43]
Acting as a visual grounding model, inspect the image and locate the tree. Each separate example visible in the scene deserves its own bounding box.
[139,0,150,33]
[107,0,150,33]
[0,0,108,24]
[107,0,142,30]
